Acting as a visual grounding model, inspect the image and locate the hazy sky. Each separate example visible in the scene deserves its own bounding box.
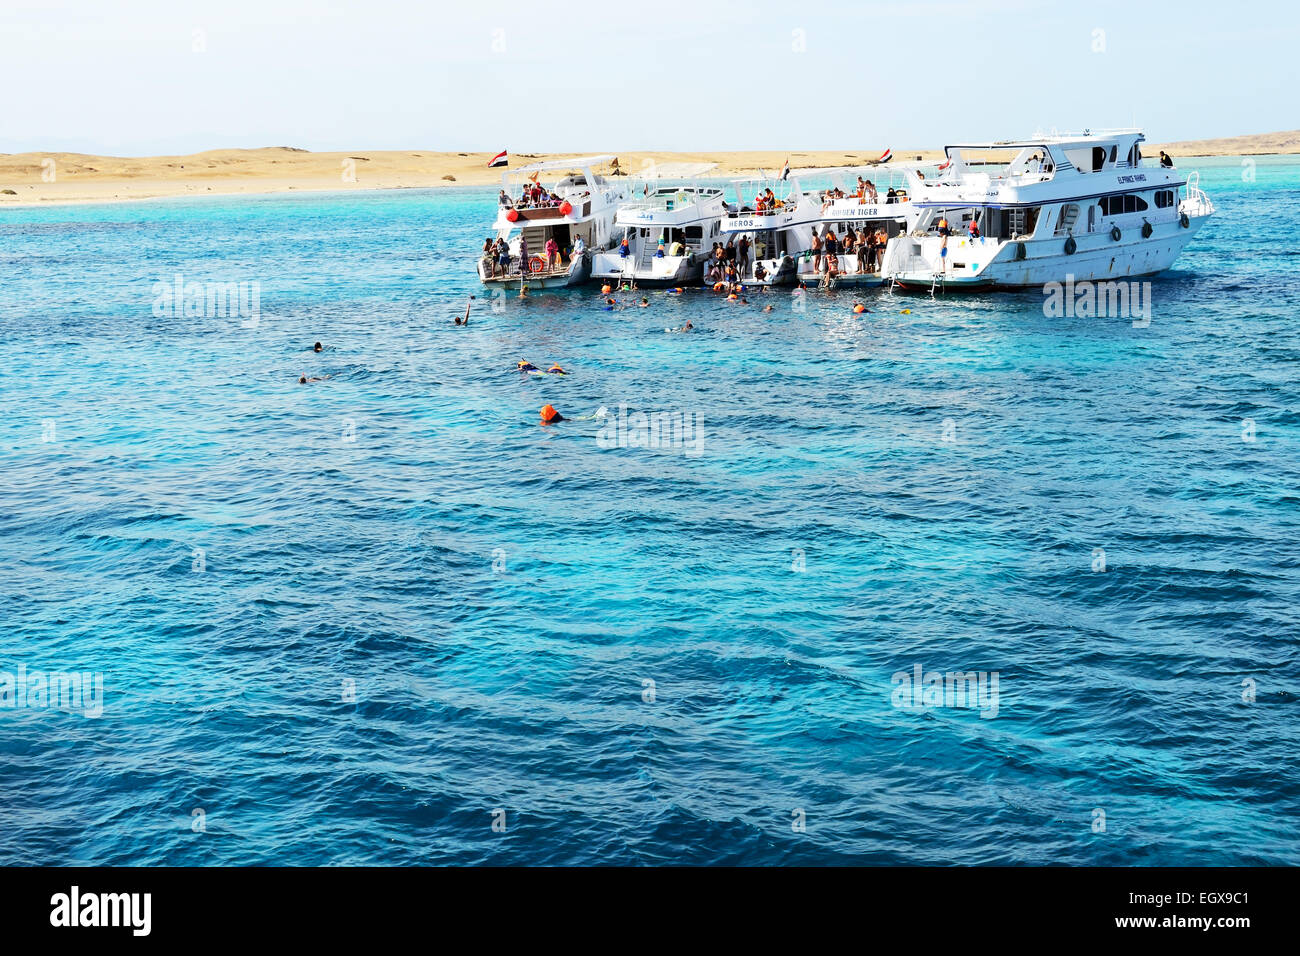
[1,0,1292,154]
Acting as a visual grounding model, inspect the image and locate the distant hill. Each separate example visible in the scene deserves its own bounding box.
[1147,130,1300,157]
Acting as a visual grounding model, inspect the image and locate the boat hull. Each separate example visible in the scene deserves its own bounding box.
[884,213,1208,290]
[591,253,702,286]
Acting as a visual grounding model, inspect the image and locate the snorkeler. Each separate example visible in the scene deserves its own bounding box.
[298,374,326,383]
[540,404,564,424]
[545,363,567,375]
[517,360,539,372]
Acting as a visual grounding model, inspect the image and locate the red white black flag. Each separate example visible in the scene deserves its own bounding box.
[487,150,508,168]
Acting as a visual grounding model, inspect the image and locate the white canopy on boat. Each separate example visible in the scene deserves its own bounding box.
[786,160,939,178]
[507,154,618,174]
[637,162,719,180]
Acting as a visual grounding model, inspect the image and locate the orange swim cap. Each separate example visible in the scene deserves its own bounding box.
[540,404,559,423]
[853,304,865,313]
[601,284,612,294]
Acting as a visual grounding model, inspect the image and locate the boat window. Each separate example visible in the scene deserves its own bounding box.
[1099,193,1152,215]
[684,226,702,239]
[1153,190,1175,208]
[1062,147,1094,172]
[1092,147,1106,171]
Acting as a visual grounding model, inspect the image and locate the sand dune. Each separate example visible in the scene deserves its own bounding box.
[1,132,1293,207]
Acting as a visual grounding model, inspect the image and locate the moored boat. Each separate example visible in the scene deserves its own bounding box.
[592,165,726,287]
[880,129,1215,292]
[478,155,627,289]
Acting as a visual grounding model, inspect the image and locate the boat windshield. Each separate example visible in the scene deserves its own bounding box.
[622,185,721,213]
[945,146,1055,182]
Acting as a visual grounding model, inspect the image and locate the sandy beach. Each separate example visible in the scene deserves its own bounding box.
[1,131,1295,208]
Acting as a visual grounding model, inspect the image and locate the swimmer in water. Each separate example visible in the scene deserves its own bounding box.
[517,360,539,372]
[455,295,475,325]
[313,341,323,353]
[639,297,649,308]
[762,304,774,313]
[545,363,566,375]
[298,375,326,383]
[540,404,564,424]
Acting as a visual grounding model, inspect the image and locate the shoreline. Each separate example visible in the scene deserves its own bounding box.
[2,136,1295,210]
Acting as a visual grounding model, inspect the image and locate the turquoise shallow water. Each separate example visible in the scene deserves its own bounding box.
[1,156,1297,865]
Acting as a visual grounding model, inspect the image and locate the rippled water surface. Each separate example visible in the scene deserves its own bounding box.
[1,156,1297,865]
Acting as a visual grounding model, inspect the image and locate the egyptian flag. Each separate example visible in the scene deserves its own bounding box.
[780,157,790,181]
[878,147,892,164]
[487,149,508,168]
[938,158,952,171]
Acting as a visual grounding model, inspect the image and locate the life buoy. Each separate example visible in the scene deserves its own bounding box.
[529,256,544,273]
[1179,212,1190,228]
[1110,226,1122,242]
[1064,236,1077,256]
[1015,242,1027,261]
[559,201,573,216]
[505,209,519,222]
[1141,220,1153,239]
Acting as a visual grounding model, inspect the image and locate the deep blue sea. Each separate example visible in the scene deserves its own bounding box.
[1,156,1296,865]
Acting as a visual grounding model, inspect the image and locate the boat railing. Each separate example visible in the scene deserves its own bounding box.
[1180,171,1214,217]
[481,252,575,280]
[720,202,798,220]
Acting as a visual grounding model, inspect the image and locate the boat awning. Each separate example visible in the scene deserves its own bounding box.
[639,162,719,179]
[508,155,618,174]
[787,160,938,178]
